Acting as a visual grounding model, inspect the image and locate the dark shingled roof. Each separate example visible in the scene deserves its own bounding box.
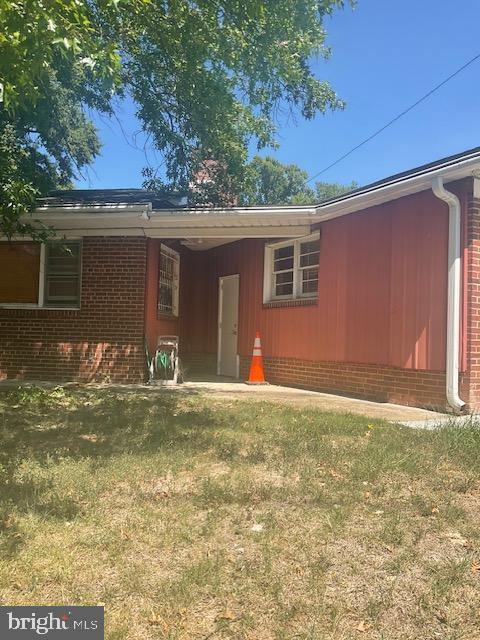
[316,145,480,206]
[40,189,188,209]
[37,146,480,211]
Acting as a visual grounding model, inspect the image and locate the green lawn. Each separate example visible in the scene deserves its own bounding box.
[1,386,480,639]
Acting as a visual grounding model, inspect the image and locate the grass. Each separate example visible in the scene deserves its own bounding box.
[1,385,480,639]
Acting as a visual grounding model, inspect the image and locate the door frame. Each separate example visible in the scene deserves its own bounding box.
[217,274,240,378]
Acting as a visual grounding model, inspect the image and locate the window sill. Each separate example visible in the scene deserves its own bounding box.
[263,298,317,309]
[0,304,80,311]
[157,312,179,320]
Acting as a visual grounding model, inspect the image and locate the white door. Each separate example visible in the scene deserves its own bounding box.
[218,275,240,377]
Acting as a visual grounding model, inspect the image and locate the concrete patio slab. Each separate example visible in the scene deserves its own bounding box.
[168,378,451,425]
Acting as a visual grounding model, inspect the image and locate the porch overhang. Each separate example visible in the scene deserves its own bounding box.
[28,145,480,245]
[31,204,316,243]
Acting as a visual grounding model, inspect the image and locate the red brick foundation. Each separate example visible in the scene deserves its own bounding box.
[0,237,147,383]
[240,356,447,410]
[182,352,448,411]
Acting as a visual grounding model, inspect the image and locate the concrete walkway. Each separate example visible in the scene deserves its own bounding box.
[1,377,460,428]
[168,377,452,427]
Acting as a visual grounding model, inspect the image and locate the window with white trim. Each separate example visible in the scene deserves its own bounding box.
[0,240,82,309]
[44,241,81,307]
[263,232,320,302]
[158,244,180,316]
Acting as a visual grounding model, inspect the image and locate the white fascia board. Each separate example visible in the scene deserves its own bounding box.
[35,203,150,215]
[312,158,480,222]
[145,214,314,228]
[51,228,146,237]
[34,210,315,235]
[145,225,311,238]
[150,205,316,217]
[46,225,311,239]
[31,155,480,236]
[32,204,151,230]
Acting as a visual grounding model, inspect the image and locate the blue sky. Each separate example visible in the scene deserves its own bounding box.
[76,0,480,190]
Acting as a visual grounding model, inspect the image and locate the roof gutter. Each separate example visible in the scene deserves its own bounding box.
[313,154,480,222]
[431,176,466,413]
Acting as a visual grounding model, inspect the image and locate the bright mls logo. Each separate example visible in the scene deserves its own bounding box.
[0,606,104,639]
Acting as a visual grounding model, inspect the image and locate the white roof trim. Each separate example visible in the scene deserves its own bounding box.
[27,151,480,240]
[311,155,480,222]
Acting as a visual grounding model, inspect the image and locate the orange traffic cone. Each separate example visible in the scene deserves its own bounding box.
[246,331,268,385]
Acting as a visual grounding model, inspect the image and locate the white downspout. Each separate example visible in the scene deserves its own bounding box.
[431,176,466,413]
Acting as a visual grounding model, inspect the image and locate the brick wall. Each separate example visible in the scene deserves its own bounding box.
[0,237,147,383]
[179,351,447,410]
[460,195,480,409]
[240,356,447,410]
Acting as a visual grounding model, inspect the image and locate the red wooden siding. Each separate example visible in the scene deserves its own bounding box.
[176,187,463,372]
[145,181,471,375]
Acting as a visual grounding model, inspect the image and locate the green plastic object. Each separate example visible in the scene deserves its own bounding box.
[156,350,170,371]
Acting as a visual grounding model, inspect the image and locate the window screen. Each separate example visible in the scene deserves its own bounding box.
[44,242,81,307]
[299,239,319,296]
[267,234,320,301]
[273,244,295,297]
[158,245,179,316]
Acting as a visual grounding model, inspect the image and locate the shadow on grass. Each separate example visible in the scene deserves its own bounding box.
[0,386,226,461]
[2,385,480,561]
[0,385,241,557]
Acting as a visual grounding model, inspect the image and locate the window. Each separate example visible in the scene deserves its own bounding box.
[0,242,41,303]
[0,240,81,309]
[158,244,180,316]
[264,232,320,303]
[44,242,81,307]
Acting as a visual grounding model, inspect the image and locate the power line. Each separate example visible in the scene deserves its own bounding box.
[306,51,480,183]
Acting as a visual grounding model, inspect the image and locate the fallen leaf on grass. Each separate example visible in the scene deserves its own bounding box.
[251,523,264,532]
[79,433,98,442]
[215,610,236,622]
[355,620,371,633]
[445,532,471,548]
[147,613,168,630]
[1,514,16,530]
[330,469,343,479]
[471,562,480,574]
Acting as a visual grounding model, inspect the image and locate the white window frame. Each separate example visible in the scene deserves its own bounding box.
[0,240,82,310]
[263,232,320,303]
[157,244,180,317]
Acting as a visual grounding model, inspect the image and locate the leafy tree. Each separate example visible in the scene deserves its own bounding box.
[240,155,355,205]
[0,0,350,238]
[240,155,314,206]
[313,179,358,202]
